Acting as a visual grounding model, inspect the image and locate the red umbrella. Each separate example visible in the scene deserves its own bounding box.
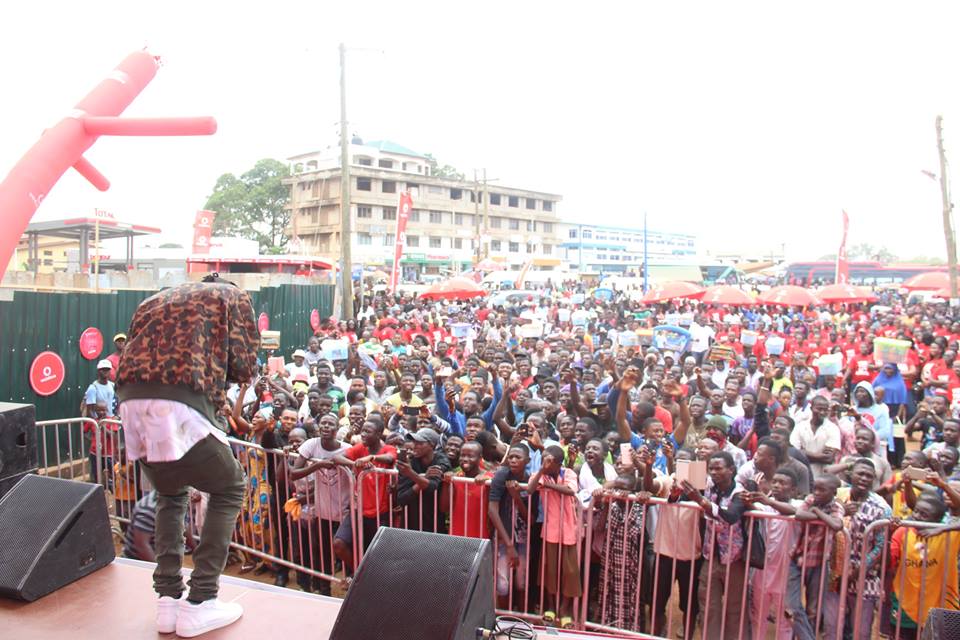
[419,276,486,300]
[475,258,506,272]
[902,271,950,291]
[757,285,822,307]
[816,283,877,303]
[641,281,705,303]
[700,285,755,306]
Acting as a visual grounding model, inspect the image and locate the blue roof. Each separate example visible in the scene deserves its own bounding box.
[363,140,427,158]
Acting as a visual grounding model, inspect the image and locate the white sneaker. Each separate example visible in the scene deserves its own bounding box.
[175,599,243,638]
[157,595,182,634]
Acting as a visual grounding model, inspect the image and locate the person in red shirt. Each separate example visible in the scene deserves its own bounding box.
[845,341,878,389]
[439,441,493,538]
[332,417,397,570]
[105,333,126,382]
[921,341,947,395]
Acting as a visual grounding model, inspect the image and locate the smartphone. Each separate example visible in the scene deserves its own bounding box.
[397,449,410,463]
[903,466,927,481]
[438,366,453,378]
[619,443,634,468]
[403,406,419,416]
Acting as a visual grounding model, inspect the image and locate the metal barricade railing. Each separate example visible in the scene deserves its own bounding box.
[211,437,357,592]
[37,414,960,636]
[850,518,959,640]
[34,417,99,482]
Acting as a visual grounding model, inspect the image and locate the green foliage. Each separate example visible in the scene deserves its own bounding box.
[204,158,291,253]
[424,153,465,181]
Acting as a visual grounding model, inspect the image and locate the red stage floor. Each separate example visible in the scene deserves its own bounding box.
[0,558,650,639]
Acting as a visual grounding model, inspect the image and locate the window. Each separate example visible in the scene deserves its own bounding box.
[491,240,502,251]
[454,213,472,226]
[378,159,394,169]
[43,259,53,266]
[382,180,396,194]
[568,229,578,239]
[356,157,373,166]
[509,242,520,253]
[357,177,371,191]
[409,209,421,222]
[508,195,519,207]
[541,222,553,233]
[429,211,443,224]
[429,237,442,248]
[358,233,372,245]
[382,207,396,221]
[526,220,535,231]
[543,244,553,255]
[490,217,502,228]
[489,193,501,205]
[428,185,445,195]
[406,183,420,194]
[543,200,553,212]
[525,198,536,210]
[357,206,372,219]
[43,250,53,256]
[526,243,534,253]
[508,218,520,230]
[582,229,592,239]
[407,235,420,248]
[453,238,463,249]
[450,188,462,200]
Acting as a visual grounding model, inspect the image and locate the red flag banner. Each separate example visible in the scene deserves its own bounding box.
[836,210,850,284]
[389,192,413,293]
[192,209,216,254]
[514,258,534,289]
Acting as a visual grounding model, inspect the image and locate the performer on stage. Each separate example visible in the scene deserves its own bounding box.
[117,274,259,637]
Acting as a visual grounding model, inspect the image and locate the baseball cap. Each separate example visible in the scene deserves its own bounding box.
[293,373,309,383]
[406,429,441,446]
[113,333,127,342]
[293,349,306,359]
[97,359,113,370]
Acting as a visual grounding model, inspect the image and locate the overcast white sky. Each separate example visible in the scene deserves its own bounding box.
[2,1,958,262]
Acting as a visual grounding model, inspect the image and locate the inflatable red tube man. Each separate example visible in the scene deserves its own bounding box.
[0,50,217,281]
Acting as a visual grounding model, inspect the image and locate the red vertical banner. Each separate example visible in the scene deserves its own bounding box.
[389,191,413,293]
[836,210,850,284]
[192,209,216,254]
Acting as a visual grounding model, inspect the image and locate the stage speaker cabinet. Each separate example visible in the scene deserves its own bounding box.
[330,528,495,640]
[922,608,960,640]
[0,475,115,601]
[0,402,38,499]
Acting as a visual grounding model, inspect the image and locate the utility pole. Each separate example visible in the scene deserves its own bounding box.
[473,169,481,263]
[338,43,353,320]
[481,168,489,258]
[936,116,957,302]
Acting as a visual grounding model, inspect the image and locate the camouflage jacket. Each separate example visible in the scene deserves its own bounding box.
[116,282,260,427]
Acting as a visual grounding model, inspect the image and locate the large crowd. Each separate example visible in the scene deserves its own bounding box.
[84,278,960,639]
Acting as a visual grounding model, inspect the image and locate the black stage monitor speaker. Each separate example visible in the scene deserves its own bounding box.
[0,475,115,601]
[330,528,495,640]
[922,608,960,640]
[0,403,38,499]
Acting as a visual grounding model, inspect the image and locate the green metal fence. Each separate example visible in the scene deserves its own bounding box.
[0,284,334,420]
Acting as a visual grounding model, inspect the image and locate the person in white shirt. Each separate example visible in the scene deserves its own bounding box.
[789,395,841,477]
[285,350,311,380]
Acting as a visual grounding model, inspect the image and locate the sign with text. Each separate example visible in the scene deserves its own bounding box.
[260,330,281,351]
[30,351,65,396]
[78,327,104,360]
[192,210,216,254]
[321,339,349,361]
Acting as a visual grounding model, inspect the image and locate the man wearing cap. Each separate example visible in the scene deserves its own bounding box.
[284,349,311,381]
[106,333,126,381]
[85,359,117,418]
[396,427,451,533]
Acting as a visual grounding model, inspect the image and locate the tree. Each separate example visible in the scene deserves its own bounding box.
[424,153,465,180]
[204,158,291,254]
[847,243,898,262]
